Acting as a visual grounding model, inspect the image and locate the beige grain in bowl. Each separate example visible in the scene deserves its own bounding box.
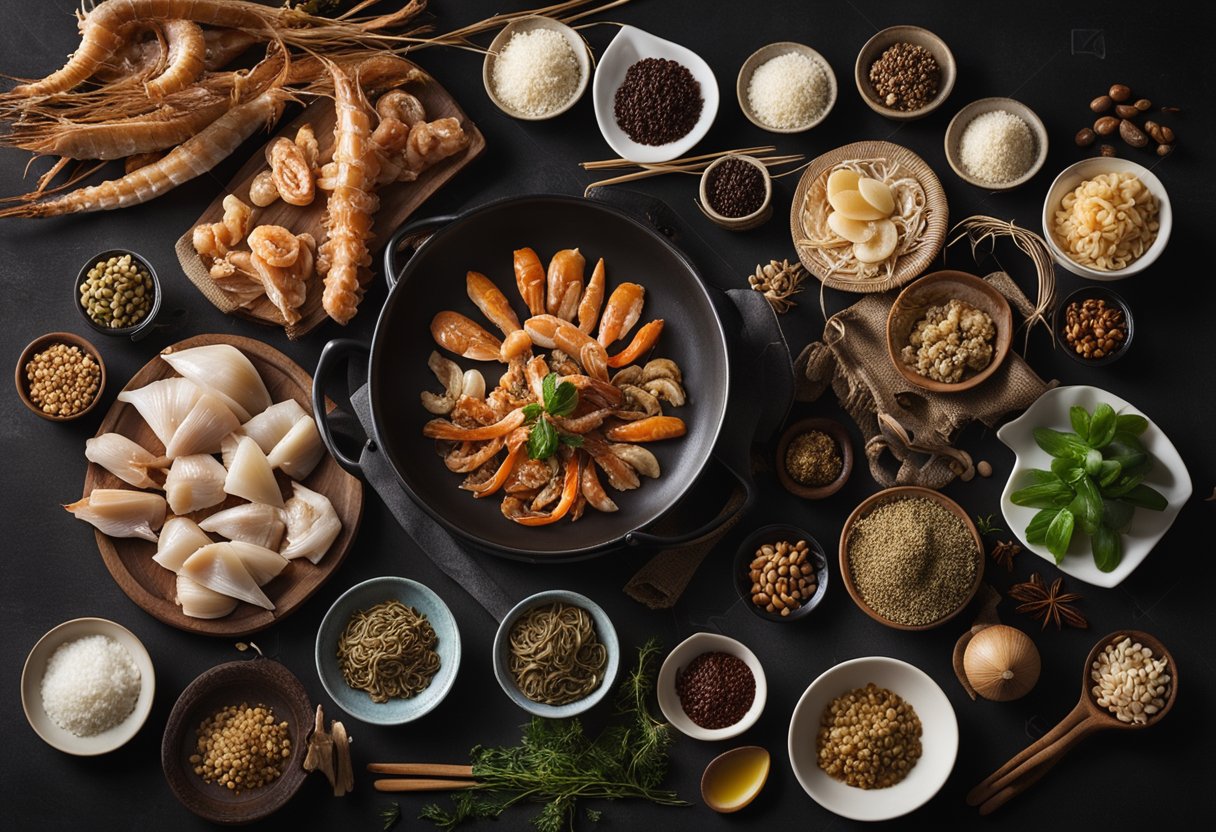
[737,42,837,133]
[945,98,1048,191]
[855,26,956,120]
[483,16,590,120]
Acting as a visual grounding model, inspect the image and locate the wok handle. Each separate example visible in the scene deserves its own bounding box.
[312,338,370,477]
[383,214,461,291]
[624,454,755,549]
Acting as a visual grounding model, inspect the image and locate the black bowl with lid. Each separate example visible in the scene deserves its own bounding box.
[1052,285,1134,366]
[733,524,829,623]
[75,249,162,341]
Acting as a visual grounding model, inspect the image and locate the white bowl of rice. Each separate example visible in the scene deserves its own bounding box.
[1042,157,1171,280]
[737,42,837,133]
[483,16,590,121]
[21,617,155,755]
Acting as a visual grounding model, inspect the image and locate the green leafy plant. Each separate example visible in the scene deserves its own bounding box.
[975,513,1004,536]
[420,640,686,832]
[379,802,401,831]
[1010,403,1166,571]
[523,373,584,460]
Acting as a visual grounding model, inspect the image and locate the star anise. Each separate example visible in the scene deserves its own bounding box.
[1009,572,1088,630]
[989,539,1022,572]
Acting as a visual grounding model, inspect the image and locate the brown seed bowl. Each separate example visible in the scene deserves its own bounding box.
[14,331,106,422]
[854,25,956,121]
[775,417,853,499]
[838,486,985,631]
[161,659,312,825]
[733,524,830,623]
[1052,285,1135,367]
[698,154,773,231]
[886,270,1013,394]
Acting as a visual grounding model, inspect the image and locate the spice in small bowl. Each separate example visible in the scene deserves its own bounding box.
[75,249,161,339]
[733,524,829,622]
[698,155,772,231]
[656,632,767,741]
[854,26,956,121]
[775,417,852,499]
[15,332,106,421]
[1052,286,1133,365]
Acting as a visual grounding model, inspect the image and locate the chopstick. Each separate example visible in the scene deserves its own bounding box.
[368,762,478,793]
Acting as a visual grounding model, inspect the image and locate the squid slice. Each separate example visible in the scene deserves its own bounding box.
[175,574,240,620]
[220,432,242,468]
[280,483,342,564]
[85,433,167,489]
[199,503,285,550]
[117,377,203,451]
[241,399,308,453]
[164,453,229,515]
[153,516,213,573]
[224,436,284,508]
[165,392,241,458]
[64,489,167,542]
[224,540,290,586]
[266,415,325,480]
[180,544,273,610]
[161,344,272,422]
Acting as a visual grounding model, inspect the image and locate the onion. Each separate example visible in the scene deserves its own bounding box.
[962,624,1041,702]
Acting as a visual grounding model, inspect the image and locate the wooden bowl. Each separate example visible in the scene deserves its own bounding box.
[944,98,1048,191]
[886,270,1013,394]
[482,15,589,120]
[733,524,830,623]
[775,417,852,499]
[14,332,105,421]
[162,659,312,825]
[1052,285,1134,366]
[838,486,985,631]
[1081,630,1177,727]
[854,26,956,120]
[698,154,772,231]
[737,42,836,133]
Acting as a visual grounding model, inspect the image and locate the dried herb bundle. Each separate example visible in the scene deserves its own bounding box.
[748,259,807,313]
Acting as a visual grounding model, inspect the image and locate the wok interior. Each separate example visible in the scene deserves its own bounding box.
[370,197,730,557]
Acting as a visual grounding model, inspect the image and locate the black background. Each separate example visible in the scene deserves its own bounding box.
[2,2,1212,830]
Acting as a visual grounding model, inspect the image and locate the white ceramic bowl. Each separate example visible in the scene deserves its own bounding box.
[657,632,766,741]
[21,617,155,755]
[482,16,590,120]
[1041,157,1172,280]
[997,385,1191,588]
[787,656,957,821]
[592,25,719,163]
[736,42,836,133]
[944,97,1048,191]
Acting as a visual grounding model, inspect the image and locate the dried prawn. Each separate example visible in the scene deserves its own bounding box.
[145,19,205,99]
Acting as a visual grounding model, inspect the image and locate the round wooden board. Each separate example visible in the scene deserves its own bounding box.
[82,334,364,637]
[789,140,948,294]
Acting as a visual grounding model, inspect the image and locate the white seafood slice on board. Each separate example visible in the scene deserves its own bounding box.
[857,177,895,215]
[826,168,860,197]
[180,544,274,610]
[153,516,213,573]
[64,489,166,542]
[853,219,898,263]
[175,574,240,619]
[161,344,272,422]
[280,482,341,564]
[266,415,324,480]
[241,399,308,452]
[199,503,285,550]
[164,392,240,458]
[224,435,284,507]
[164,453,229,515]
[117,377,202,451]
[220,432,242,468]
[827,212,878,244]
[224,540,290,585]
[84,433,166,489]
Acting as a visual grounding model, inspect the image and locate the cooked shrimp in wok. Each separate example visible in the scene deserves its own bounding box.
[420,244,687,527]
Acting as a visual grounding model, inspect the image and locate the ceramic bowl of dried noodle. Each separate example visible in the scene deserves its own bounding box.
[792,141,947,294]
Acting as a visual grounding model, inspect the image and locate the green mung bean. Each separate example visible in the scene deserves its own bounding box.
[80,253,153,330]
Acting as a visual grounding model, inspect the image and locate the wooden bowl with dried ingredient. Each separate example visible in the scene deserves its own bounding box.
[775,417,852,499]
[854,26,956,121]
[733,524,830,623]
[14,332,105,422]
[839,486,984,631]
[886,270,1013,394]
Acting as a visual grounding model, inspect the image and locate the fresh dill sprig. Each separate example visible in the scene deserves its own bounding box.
[975,513,1004,536]
[379,802,401,831]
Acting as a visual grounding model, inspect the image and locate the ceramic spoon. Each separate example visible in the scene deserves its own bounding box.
[967,629,1177,815]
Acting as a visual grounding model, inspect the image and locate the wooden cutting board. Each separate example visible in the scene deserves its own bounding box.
[82,334,364,638]
[175,67,485,338]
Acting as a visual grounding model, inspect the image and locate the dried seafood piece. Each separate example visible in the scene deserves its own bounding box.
[1009,572,1088,630]
[748,258,806,313]
[267,136,316,206]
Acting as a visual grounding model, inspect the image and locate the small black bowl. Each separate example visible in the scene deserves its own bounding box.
[733,524,829,623]
[75,249,162,341]
[1052,285,1133,366]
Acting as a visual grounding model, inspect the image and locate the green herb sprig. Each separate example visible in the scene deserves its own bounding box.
[523,373,585,460]
[975,514,1004,536]
[1010,403,1166,571]
[420,640,686,832]
[379,802,401,831]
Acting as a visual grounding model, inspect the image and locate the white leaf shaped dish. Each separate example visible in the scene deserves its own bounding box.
[997,385,1191,588]
[592,25,719,163]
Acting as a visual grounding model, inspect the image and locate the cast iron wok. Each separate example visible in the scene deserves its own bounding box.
[315,195,733,561]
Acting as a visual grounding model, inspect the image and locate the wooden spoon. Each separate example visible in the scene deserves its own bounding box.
[967,630,1177,815]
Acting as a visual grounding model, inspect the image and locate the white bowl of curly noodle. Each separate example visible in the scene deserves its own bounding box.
[1042,157,1171,281]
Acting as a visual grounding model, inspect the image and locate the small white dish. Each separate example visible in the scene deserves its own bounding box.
[21,617,155,755]
[592,25,719,163]
[483,15,590,120]
[944,97,1048,191]
[657,632,766,741]
[997,385,1191,588]
[736,42,837,133]
[787,656,957,821]
[1041,157,1172,280]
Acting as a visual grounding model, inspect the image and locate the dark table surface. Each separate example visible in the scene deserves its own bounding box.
[2,1,1212,830]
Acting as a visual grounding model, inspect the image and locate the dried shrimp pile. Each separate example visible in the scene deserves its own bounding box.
[420,247,687,526]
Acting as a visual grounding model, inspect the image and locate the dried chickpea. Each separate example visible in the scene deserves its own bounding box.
[24,343,101,416]
[189,702,291,794]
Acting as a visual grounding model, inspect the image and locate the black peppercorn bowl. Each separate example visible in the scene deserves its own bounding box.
[733,524,829,623]
[656,632,767,741]
[698,154,772,231]
[1052,285,1134,367]
[74,249,162,341]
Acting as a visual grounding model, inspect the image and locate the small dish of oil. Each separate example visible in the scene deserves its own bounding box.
[700,745,770,813]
